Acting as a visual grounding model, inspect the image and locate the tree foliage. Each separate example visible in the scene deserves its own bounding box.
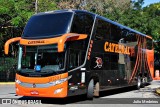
[0,0,58,56]
[0,0,33,55]
[143,3,160,40]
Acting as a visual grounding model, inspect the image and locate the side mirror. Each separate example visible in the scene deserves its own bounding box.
[4,37,21,55]
[58,33,87,52]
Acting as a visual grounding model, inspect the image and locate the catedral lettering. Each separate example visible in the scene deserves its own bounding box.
[104,41,130,55]
[28,40,45,44]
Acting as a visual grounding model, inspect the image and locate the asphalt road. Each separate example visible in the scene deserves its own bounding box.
[0,80,159,107]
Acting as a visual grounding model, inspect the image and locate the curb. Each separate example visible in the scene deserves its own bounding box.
[155,87,160,96]
[0,82,15,85]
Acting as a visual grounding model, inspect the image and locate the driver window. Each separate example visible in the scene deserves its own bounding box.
[68,49,80,70]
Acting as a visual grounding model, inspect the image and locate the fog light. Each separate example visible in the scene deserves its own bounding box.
[54,88,63,94]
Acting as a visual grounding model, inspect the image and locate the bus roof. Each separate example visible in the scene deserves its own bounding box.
[34,9,151,39]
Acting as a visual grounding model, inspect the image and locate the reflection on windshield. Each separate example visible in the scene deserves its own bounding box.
[18,45,66,73]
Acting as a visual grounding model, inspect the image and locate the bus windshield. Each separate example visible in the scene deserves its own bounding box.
[18,45,66,75]
[22,12,73,38]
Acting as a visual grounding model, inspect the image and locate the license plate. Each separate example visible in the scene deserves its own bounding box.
[30,91,39,95]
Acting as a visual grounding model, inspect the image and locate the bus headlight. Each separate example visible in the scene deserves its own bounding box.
[49,75,72,86]
[49,77,68,86]
[15,79,21,84]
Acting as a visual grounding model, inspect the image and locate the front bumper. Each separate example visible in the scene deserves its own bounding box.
[15,73,68,98]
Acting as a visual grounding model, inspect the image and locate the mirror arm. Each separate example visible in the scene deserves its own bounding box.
[4,37,21,55]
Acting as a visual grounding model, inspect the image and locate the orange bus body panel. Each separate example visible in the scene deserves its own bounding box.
[146,35,152,39]
[20,33,87,52]
[16,73,68,98]
[146,49,154,79]
[4,33,87,55]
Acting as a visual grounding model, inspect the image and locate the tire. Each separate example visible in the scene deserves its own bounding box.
[87,79,94,100]
[137,76,141,90]
[142,77,147,87]
[94,82,100,97]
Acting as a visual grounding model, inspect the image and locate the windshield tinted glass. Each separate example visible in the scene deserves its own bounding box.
[18,45,66,76]
[22,12,73,38]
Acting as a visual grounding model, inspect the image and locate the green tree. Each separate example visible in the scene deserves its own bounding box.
[0,0,58,55]
[143,3,160,40]
[132,0,144,10]
[0,0,59,81]
[36,0,57,13]
[0,0,34,54]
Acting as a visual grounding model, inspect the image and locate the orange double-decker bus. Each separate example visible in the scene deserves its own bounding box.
[4,10,154,99]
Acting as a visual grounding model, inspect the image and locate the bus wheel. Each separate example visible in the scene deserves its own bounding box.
[87,79,94,100]
[94,82,100,97]
[142,77,147,87]
[144,77,148,85]
[137,76,141,90]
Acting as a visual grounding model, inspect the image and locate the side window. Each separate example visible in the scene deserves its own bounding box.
[110,24,122,42]
[68,49,80,70]
[94,18,110,40]
[71,13,85,34]
[123,32,138,61]
[146,38,153,50]
[68,48,86,70]
[127,32,137,42]
[85,14,94,35]
[21,46,35,69]
[104,54,110,70]
[110,54,118,70]
[71,12,94,35]
[122,31,137,45]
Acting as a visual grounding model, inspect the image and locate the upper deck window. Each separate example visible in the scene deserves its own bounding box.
[94,18,110,40]
[71,12,94,35]
[22,12,73,39]
[146,38,153,50]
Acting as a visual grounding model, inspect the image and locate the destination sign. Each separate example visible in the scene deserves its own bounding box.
[28,40,45,44]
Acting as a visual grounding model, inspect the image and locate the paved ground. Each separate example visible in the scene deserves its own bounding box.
[0,80,159,107]
[100,80,160,98]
